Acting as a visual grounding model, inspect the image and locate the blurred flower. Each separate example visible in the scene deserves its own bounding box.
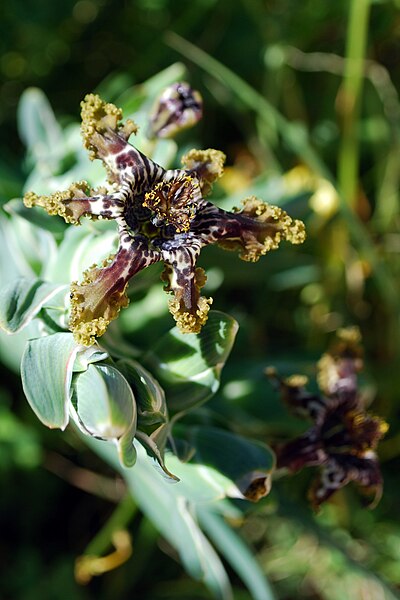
[148,82,203,138]
[267,327,388,508]
[24,93,305,345]
[283,165,339,219]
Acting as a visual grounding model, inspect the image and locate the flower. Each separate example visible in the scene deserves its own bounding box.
[24,93,305,346]
[148,81,203,138]
[267,327,388,508]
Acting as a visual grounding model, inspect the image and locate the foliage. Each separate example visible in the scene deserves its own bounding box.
[1,2,400,599]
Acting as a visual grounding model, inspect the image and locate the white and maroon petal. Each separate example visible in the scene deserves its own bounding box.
[69,238,161,345]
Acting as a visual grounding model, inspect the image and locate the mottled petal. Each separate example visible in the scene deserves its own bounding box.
[193,197,306,262]
[81,94,165,189]
[70,239,161,345]
[317,327,363,404]
[343,411,388,452]
[277,429,327,472]
[149,82,203,139]
[161,243,212,333]
[181,148,226,196]
[24,182,128,224]
[310,452,383,508]
[266,367,328,424]
[24,181,91,224]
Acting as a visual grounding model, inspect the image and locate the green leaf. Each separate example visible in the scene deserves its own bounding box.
[162,454,242,503]
[136,426,178,481]
[198,509,277,600]
[21,332,79,429]
[0,212,56,282]
[144,311,238,412]
[0,278,68,334]
[18,88,63,172]
[3,198,66,235]
[190,426,275,502]
[117,358,173,476]
[86,437,232,599]
[117,358,167,427]
[71,364,137,467]
[72,344,109,372]
[43,221,117,284]
[116,62,187,115]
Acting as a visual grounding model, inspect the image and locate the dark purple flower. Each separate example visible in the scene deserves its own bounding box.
[24,93,305,345]
[267,327,388,508]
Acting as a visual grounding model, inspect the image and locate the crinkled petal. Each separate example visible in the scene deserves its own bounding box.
[310,451,383,508]
[81,93,165,189]
[70,239,161,345]
[161,243,212,333]
[24,182,127,224]
[317,327,363,403]
[181,149,226,196]
[343,411,388,453]
[192,197,306,262]
[317,354,360,409]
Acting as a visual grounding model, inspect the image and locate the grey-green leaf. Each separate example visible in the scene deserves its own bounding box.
[86,437,232,599]
[117,358,167,427]
[21,332,79,429]
[71,364,137,467]
[190,426,275,502]
[18,88,63,172]
[0,277,67,334]
[3,198,66,235]
[144,311,238,412]
[135,425,178,481]
[198,508,277,600]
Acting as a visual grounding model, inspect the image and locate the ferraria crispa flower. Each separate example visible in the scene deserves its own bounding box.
[267,327,388,508]
[24,92,305,346]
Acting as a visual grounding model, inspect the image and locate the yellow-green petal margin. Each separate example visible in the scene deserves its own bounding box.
[181,148,226,195]
[80,93,138,161]
[23,181,91,225]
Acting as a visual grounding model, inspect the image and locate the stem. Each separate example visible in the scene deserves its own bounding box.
[85,493,137,556]
[337,0,371,209]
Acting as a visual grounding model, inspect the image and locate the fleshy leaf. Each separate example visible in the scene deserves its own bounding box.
[21,332,79,429]
[85,437,233,599]
[136,425,178,481]
[3,198,67,235]
[190,426,275,502]
[18,87,63,172]
[71,363,137,467]
[144,310,238,412]
[0,278,67,334]
[73,344,109,372]
[117,358,167,427]
[117,357,172,476]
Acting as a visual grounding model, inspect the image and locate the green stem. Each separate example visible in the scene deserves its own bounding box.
[337,0,371,209]
[85,493,137,556]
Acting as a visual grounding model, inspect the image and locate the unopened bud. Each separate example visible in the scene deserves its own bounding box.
[149,82,203,139]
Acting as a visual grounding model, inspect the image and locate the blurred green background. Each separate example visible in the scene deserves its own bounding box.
[1,0,400,598]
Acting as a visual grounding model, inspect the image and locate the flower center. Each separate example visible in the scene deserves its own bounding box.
[123,198,179,244]
[143,176,197,233]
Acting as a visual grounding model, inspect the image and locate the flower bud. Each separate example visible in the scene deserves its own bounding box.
[149,82,203,139]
